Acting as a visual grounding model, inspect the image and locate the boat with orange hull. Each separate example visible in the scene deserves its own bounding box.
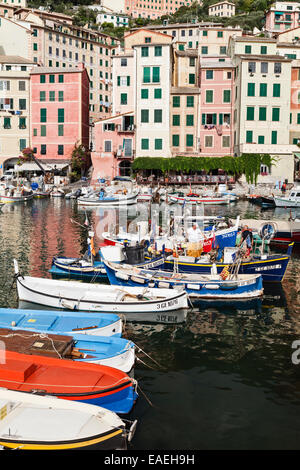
[0,350,138,415]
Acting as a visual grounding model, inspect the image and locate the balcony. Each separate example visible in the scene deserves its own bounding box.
[116,124,135,134]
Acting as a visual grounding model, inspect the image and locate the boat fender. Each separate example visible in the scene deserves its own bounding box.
[186,283,201,290]
[204,284,220,290]
[158,281,170,288]
[116,272,130,281]
[131,276,145,284]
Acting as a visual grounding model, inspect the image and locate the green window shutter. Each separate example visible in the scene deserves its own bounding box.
[120,93,127,105]
[202,114,206,125]
[49,75,55,83]
[172,115,180,126]
[203,31,208,37]
[40,125,46,137]
[297,113,300,124]
[189,73,195,84]
[154,88,162,99]
[58,145,64,155]
[213,114,217,125]
[58,74,64,83]
[58,124,64,136]
[201,46,208,54]
[173,96,180,107]
[187,96,194,107]
[261,46,267,54]
[245,45,251,54]
[260,83,267,97]
[219,113,223,125]
[258,135,265,144]
[206,90,213,103]
[40,75,46,83]
[33,43,38,51]
[154,138,162,150]
[246,130,253,143]
[49,91,55,101]
[41,144,47,155]
[272,107,280,121]
[223,90,231,103]
[247,83,255,96]
[40,108,47,122]
[172,134,179,146]
[178,44,184,51]
[273,83,280,97]
[4,117,11,128]
[186,134,193,147]
[143,67,151,83]
[33,128,37,136]
[58,91,64,102]
[271,130,277,144]
[117,76,120,86]
[19,139,26,151]
[40,91,46,101]
[206,70,213,80]
[152,67,160,83]
[154,109,162,123]
[141,89,148,99]
[154,46,162,56]
[259,107,267,121]
[141,138,149,150]
[217,31,223,38]
[186,114,194,126]
[141,109,149,123]
[58,108,64,123]
[19,117,26,129]
[246,107,254,121]
[127,76,130,86]
[141,46,148,57]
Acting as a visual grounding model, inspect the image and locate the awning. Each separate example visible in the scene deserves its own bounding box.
[15,161,69,172]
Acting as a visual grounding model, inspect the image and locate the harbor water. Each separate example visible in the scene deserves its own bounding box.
[0,197,299,450]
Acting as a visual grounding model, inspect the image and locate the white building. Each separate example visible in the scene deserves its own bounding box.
[208,1,236,17]
[97,12,129,28]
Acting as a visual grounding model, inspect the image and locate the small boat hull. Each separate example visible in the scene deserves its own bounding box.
[0,194,33,203]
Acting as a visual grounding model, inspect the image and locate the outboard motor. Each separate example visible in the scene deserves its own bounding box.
[124,243,145,265]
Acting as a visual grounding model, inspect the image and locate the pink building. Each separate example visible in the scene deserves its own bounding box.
[125,0,193,20]
[91,112,135,182]
[265,2,300,33]
[30,64,90,163]
[199,59,234,157]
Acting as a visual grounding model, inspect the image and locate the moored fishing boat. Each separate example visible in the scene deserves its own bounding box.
[169,192,230,205]
[0,388,136,450]
[0,328,135,373]
[0,349,138,414]
[77,189,139,206]
[0,308,123,337]
[103,260,264,300]
[273,187,300,208]
[14,260,188,313]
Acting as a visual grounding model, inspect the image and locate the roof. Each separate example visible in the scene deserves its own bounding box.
[124,28,173,40]
[29,66,86,74]
[171,87,201,94]
[277,42,300,48]
[234,36,277,43]
[237,54,291,61]
[209,1,236,6]
[200,60,234,68]
[94,111,134,124]
[130,22,231,30]
[175,49,198,57]
[0,55,35,64]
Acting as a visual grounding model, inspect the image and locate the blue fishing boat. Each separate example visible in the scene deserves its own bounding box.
[103,261,264,300]
[0,308,123,337]
[161,243,294,283]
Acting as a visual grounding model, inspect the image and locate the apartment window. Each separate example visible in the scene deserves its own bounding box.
[145,37,151,43]
[154,110,162,123]
[141,46,149,57]
[104,141,112,152]
[248,83,255,96]
[19,117,26,129]
[40,91,46,102]
[154,88,162,99]
[187,96,194,107]
[189,57,195,67]
[203,30,208,36]
[58,124,64,136]
[48,91,55,102]
[248,62,256,73]
[274,63,282,74]
[206,70,213,80]
[227,72,232,79]
[40,108,47,122]
[178,44,184,51]
[41,144,47,155]
[246,130,253,143]
[186,115,194,126]
[206,90,213,103]
[143,67,151,83]
[259,107,267,121]
[58,91,64,102]
[260,46,267,55]
[202,113,217,125]
[217,31,223,38]
[273,83,280,97]
[201,46,208,54]
[33,29,38,37]
[18,81,26,91]
[271,130,277,144]
[49,75,55,83]
[40,75,46,83]
[120,93,127,105]
[223,90,231,103]
[141,138,149,150]
[3,117,11,129]
[33,43,38,51]
[173,115,180,126]
[172,134,180,147]
[272,107,280,121]
[189,73,195,84]
[141,109,149,123]
[298,113,300,124]
[258,135,265,144]
[186,134,193,147]
[246,106,254,120]
[40,125,46,137]
[222,136,230,147]
[155,46,162,56]
[173,96,180,107]
[58,74,64,83]
[58,145,64,155]
[205,135,213,147]
[141,89,148,99]
[220,46,226,54]
[58,108,64,123]
[261,62,268,73]
[245,45,252,54]
[152,67,160,83]
[154,138,162,150]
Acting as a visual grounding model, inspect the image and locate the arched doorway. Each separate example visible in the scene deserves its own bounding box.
[2,158,19,172]
[119,160,132,177]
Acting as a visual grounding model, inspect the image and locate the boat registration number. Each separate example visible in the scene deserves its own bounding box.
[157,298,178,309]
[255,264,281,271]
